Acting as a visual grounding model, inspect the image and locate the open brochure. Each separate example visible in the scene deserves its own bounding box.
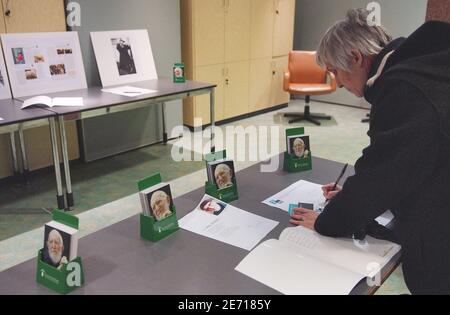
[22,96,84,109]
[235,226,401,295]
[179,195,279,251]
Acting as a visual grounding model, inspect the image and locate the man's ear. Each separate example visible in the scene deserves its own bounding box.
[351,50,364,68]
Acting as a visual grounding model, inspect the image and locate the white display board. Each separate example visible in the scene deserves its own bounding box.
[90,29,158,87]
[0,47,12,100]
[1,32,87,98]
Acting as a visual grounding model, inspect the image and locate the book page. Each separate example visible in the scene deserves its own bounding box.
[280,227,401,277]
[22,96,52,109]
[52,97,84,107]
[235,239,364,295]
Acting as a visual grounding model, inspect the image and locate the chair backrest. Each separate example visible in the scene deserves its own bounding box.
[289,51,327,84]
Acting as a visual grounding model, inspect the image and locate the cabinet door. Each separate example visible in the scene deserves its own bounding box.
[249,58,273,112]
[193,0,225,67]
[2,0,66,32]
[225,0,251,63]
[194,64,225,125]
[224,61,249,119]
[271,56,290,106]
[250,0,274,60]
[273,0,296,57]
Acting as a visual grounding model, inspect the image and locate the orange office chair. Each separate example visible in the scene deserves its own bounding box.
[283,51,337,125]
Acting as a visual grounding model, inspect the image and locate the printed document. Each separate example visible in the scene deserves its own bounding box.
[179,195,279,251]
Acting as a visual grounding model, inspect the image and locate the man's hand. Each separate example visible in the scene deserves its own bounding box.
[290,208,319,230]
[322,183,342,200]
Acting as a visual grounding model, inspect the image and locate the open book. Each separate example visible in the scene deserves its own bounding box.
[235,226,401,295]
[21,96,84,109]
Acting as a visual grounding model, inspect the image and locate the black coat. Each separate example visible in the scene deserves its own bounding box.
[315,21,450,295]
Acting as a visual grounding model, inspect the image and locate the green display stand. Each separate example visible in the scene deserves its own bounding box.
[36,210,84,295]
[204,150,239,203]
[283,127,313,173]
[138,173,179,242]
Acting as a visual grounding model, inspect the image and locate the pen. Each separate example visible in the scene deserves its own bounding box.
[326,163,348,202]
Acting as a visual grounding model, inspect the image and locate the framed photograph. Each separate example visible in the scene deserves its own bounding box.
[90,30,157,87]
[1,32,87,98]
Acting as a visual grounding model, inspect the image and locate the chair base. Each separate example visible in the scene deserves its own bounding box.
[284,105,331,126]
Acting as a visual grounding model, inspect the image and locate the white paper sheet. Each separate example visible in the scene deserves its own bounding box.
[52,97,84,107]
[375,211,394,227]
[263,180,395,226]
[179,195,279,251]
[101,85,157,98]
[262,180,326,212]
[91,30,158,87]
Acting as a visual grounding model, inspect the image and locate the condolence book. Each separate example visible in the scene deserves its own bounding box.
[235,226,401,295]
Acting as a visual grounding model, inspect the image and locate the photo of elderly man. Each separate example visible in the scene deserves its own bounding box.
[42,229,69,269]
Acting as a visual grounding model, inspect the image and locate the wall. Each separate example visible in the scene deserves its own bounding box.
[68,0,183,161]
[294,0,428,108]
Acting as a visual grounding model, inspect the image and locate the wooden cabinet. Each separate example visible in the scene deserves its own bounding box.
[273,0,296,57]
[1,0,66,33]
[0,0,80,180]
[224,61,250,119]
[193,0,225,67]
[225,0,251,63]
[250,0,274,60]
[271,55,290,106]
[181,0,294,128]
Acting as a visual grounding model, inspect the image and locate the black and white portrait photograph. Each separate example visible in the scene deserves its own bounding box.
[111,37,137,76]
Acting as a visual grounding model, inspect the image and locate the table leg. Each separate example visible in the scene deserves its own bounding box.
[18,124,30,182]
[210,88,215,153]
[49,117,65,211]
[58,116,74,211]
[9,131,20,177]
[162,102,168,144]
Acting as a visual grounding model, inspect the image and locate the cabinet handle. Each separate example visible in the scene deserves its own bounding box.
[5,0,11,16]
[225,79,229,85]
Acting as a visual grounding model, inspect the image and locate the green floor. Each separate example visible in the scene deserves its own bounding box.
[0,143,204,241]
